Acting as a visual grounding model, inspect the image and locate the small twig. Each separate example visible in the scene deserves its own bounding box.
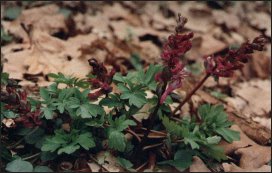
[7,138,24,149]
[22,152,41,161]
[143,143,163,151]
[135,161,148,172]
[172,73,210,116]
[140,128,167,135]
[125,128,141,142]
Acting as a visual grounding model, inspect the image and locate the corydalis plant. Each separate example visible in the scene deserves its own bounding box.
[168,15,268,115]
[155,15,193,104]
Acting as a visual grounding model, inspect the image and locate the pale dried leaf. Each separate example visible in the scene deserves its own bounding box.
[189,156,210,172]
[222,163,271,172]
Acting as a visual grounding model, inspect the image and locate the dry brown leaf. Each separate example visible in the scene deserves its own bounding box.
[227,112,271,145]
[236,22,262,40]
[186,34,227,60]
[103,3,141,26]
[213,10,241,30]
[235,145,271,169]
[247,12,271,37]
[95,151,124,172]
[220,125,257,155]
[2,4,67,42]
[220,125,271,169]
[222,163,271,172]
[2,118,15,128]
[189,156,210,172]
[226,79,271,118]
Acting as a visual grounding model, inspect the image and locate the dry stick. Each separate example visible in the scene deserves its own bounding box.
[172,73,210,116]
[125,128,141,142]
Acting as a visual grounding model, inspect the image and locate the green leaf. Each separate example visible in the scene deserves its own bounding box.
[40,152,57,162]
[4,7,22,20]
[109,115,136,132]
[100,94,123,108]
[121,91,147,108]
[215,128,240,143]
[41,107,54,119]
[58,8,71,18]
[1,28,13,43]
[113,73,126,83]
[33,166,53,172]
[203,145,227,162]
[108,131,126,152]
[85,115,104,127]
[2,110,18,118]
[1,72,10,85]
[77,132,95,150]
[117,157,135,171]
[158,150,194,171]
[40,88,50,101]
[41,134,66,153]
[161,116,183,137]
[78,104,104,118]
[144,64,162,86]
[5,158,33,172]
[130,53,142,70]
[206,136,221,145]
[117,83,130,92]
[184,137,200,149]
[57,144,80,155]
[209,91,228,100]
[24,128,45,145]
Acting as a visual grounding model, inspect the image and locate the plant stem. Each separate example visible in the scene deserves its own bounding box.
[137,83,167,150]
[172,73,210,116]
[134,83,167,155]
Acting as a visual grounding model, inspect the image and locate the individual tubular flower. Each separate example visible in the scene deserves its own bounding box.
[155,14,192,104]
[88,58,115,100]
[204,35,267,78]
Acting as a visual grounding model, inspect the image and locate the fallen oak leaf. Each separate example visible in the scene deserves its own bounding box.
[189,156,210,172]
[222,163,271,172]
[220,125,271,169]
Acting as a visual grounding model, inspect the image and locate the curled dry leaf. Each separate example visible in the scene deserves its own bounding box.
[2,118,15,128]
[227,112,271,145]
[186,34,227,60]
[247,12,271,37]
[222,163,271,172]
[212,10,241,30]
[189,156,210,172]
[226,79,271,118]
[2,4,67,42]
[220,125,271,169]
[95,151,124,172]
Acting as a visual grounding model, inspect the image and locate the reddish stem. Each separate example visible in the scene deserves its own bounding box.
[172,73,210,116]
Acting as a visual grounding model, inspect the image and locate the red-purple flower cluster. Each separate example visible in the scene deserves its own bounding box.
[3,85,42,128]
[88,58,115,100]
[155,15,193,104]
[204,35,267,77]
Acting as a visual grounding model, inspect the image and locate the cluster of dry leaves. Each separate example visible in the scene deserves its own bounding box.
[1,1,271,172]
